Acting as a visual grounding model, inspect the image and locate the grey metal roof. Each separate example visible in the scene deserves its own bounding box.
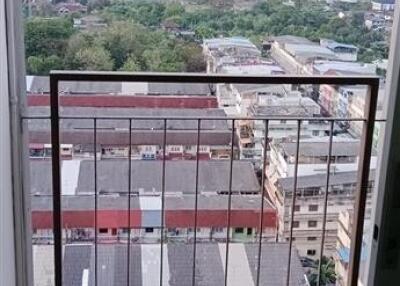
[27,76,212,95]
[148,82,212,95]
[281,141,361,157]
[77,160,260,195]
[277,170,376,192]
[249,106,315,117]
[29,160,260,195]
[56,243,307,286]
[28,76,123,94]
[27,107,234,145]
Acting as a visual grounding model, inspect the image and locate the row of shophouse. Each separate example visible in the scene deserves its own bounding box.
[30,160,277,244]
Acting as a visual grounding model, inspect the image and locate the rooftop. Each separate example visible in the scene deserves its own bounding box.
[312,61,377,75]
[277,170,376,192]
[31,194,272,211]
[26,76,212,95]
[284,44,337,63]
[279,140,361,158]
[33,243,306,286]
[30,160,260,195]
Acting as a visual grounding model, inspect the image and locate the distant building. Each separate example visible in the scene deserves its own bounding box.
[203,37,261,73]
[320,39,358,62]
[268,35,337,74]
[372,0,396,11]
[73,15,107,30]
[54,1,87,16]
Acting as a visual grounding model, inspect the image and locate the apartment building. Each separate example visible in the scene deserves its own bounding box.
[241,97,327,165]
[266,138,376,258]
[30,159,277,243]
[27,107,238,160]
[267,139,376,180]
[271,171,374,259]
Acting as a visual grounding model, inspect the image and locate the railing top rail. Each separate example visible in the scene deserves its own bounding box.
[46,115,369,121]
[49,70,380,86]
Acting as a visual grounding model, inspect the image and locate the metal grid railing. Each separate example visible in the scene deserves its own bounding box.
[33,71,380,286]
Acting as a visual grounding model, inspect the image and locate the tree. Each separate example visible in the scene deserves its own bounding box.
[25,18,75,58]
[75,46,114,70]
[164,3,184,18]
[309,257,336,286]
[27,55,64,75]
[120,54,141,71]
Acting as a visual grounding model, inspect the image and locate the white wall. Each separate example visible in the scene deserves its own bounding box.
[0,0,16,284]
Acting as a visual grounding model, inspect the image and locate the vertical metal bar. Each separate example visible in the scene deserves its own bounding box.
[317,120,335,286]
[50,76,62,286]
[224,119,236,286]
[94,118,98,286]
[159,119,167,286]
[256,120,269,286]
[191,119,201,286]
[348,84,379,286]
[127,119,132,286]
[286,120,302,286]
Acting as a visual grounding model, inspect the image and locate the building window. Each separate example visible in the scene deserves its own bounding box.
[247,228,253,235]
[308,221,317,228]
[312,130,320,136]
[307,249,317,256]
[213,227,224,233]
[145,227,154,233]
[292,221,300,228]
[309,205,318,212]
[294,205,300,212]
[99,228,108,234]
[307,237,317,241]
[235,227,244,233]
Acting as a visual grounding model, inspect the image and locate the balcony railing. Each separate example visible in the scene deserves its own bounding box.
[24,71,380,286]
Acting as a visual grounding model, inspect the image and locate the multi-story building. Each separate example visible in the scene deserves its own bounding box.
[271,171,374,259]
[238,96,328,165]
[266,138,376,258]
[267,139,377,180]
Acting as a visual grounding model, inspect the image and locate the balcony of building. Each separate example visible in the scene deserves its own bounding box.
[3,2,400,286]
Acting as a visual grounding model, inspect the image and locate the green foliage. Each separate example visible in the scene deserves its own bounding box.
[27,55,64,75]
[25,17,75,58]
[24,0,387,74]
[308,257,336,286]
[74,46,114,70]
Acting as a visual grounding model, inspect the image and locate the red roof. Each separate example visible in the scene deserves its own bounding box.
[32,209,276,229]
